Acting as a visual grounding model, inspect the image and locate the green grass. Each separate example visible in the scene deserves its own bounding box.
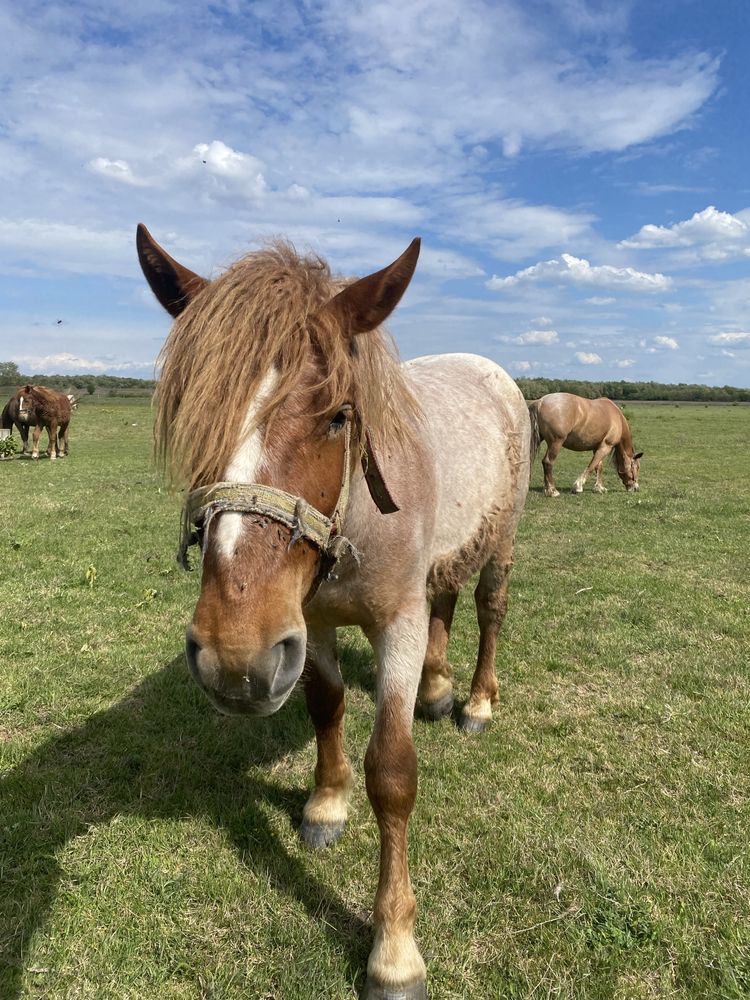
[1,399,749,999]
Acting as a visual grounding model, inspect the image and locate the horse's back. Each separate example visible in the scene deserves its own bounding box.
[538,392,621,449]
[405,354,529,579]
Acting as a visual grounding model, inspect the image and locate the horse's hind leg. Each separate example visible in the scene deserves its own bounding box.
[459,555,512,734]
[542,440,563,497]
[418,590,458,720]
[58,421,69,457]
[46,420,58,460]
[299,626,354,849]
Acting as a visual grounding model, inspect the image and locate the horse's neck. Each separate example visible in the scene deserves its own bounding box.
[614,418,633,466]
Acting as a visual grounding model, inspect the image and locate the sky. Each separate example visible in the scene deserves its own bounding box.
[0,0,748,386]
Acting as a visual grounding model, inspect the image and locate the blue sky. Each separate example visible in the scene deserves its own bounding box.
[1,0,748,385]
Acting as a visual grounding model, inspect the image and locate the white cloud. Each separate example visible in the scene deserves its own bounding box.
[487,253,672,292]
[576,351,602,364]
[443,196,595,260]
[517,328,559,344]
[514,360,533,372]
[620,206,750,262]
[613,358,635,368]
[495,327,560,345]
[654,335,679,349]
[13,352,154,374]
[178,140,268,199]
[585,296,616,305]
[88,157,145,186]
[709,332,750,346]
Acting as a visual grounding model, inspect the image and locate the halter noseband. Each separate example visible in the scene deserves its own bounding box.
[178,422,357,584]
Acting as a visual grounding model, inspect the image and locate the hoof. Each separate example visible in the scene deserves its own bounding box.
[419,691,454,722]
[458,711,490,734]
[361,976,427,1000]
[299,819,346,850]
[544,489,560,498]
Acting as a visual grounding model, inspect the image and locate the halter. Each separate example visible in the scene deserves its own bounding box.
[178,422,358,584]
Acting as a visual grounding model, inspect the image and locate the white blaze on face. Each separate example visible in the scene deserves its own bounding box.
[213,368,280,561]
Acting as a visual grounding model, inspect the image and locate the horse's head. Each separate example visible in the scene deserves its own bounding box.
[16,386,34,423]
[617,450,643,492]
[138,225,419,716]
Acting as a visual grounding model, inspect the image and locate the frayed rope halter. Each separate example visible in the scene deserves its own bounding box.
[178,423,359,585]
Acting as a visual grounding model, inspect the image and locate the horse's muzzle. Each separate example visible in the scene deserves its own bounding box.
[185,627,305,716]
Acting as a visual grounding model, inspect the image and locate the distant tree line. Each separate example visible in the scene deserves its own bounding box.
[516,377,750,403]
[0,361,155,395]
[1,361,748,402]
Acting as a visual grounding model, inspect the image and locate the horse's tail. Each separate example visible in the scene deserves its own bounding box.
[527,399,542,465]
[1,400,12,431]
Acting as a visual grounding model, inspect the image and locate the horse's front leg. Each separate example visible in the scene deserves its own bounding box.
[363,607,429,1000]
[31,424,42,459]
[593,461,607,493]
[300,626,354,849]
[19,423,30,455]
[573,443,612,493]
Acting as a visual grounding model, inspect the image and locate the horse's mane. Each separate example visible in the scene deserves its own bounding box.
[26,385,60,406]
[20,385,70,421]
[155,241,420,489]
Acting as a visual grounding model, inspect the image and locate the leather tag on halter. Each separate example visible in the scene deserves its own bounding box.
[362,430,400,514]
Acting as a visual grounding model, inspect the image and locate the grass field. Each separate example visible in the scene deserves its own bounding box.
[1,398,749,1000]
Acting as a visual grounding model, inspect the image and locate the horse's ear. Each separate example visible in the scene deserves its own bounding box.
[322,238,421,336]
[136,224,209,318]
[634,452,643,460]
[23,384,32,393]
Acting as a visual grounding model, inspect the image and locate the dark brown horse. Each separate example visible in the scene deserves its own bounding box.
[137,223,530,999]
[529,392,642,496]
[1,386,72,459]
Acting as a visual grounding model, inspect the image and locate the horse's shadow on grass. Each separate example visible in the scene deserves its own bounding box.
[0,653,376,996]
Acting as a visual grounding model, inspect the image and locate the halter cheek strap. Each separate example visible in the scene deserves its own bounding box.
[178,422,358,580]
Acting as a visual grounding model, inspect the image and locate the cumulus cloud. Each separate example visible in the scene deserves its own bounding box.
[487,254,672,292]
[179,141,268,199]
[517,328,559,345]
[13,352,153,374]
[654,335,679,349]
[87,157,145,186]
[708,331,750,346]
[613,359,635,368]
[620,206,750,262]
[576,351,602,364]
[496,328,560,346]
[585,296,616,305]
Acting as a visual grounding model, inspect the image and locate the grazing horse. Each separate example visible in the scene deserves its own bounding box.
[1,385,72,459]
[529,392,642,496]
[137,223,530,999]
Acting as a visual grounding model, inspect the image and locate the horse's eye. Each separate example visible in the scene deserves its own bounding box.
[328,406,351,436]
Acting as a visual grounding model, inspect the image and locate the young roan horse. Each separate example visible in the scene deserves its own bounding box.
[137,224,530,999]
[0,385,72,459]
[529,392,642,497]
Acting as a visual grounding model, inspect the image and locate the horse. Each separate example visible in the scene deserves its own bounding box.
[1,385,72,459]
[528,392,642,496]
[137,223,530,999]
